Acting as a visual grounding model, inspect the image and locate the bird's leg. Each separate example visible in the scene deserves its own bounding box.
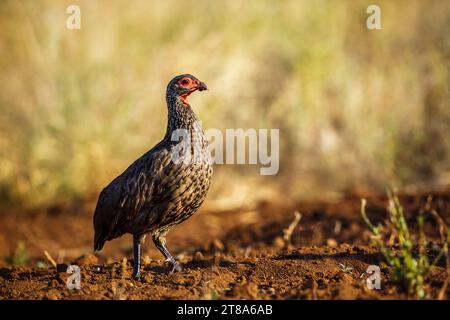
[153,234,182,272]
[132,235,142,280]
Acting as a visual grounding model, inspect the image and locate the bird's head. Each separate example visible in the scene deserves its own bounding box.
[167,74,208,106]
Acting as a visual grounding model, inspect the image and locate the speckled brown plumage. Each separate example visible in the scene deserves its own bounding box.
[93,74,212,278]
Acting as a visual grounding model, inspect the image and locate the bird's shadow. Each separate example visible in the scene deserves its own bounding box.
[142,259,253,274]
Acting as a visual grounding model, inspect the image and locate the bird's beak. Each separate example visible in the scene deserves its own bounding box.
[197,81,208,91]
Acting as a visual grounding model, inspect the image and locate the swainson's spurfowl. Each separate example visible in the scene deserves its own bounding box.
[93,74,213,279]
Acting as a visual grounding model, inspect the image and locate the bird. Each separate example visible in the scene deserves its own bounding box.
[93,74,213,279]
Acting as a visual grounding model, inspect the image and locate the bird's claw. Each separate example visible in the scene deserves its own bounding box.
[171,262,182,273]
[131,272,142,281]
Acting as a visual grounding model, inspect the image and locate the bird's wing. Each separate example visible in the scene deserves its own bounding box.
[93,145,173,249]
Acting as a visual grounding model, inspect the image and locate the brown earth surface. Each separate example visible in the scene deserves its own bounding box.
[0,190,449,300]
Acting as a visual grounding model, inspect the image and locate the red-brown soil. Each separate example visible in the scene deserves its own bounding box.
[0,190,449,299]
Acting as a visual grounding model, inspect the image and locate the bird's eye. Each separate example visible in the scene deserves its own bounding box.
[181,79,189,85]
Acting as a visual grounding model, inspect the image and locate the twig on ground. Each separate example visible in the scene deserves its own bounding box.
[283,211,302,249]
[43,250,57,268]
[339,263,354,274]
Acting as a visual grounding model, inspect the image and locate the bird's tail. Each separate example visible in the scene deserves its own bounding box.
[93,230,106,252]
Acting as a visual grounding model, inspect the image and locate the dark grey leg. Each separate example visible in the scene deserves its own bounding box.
[132,235,142,279]
[152,234,182,272]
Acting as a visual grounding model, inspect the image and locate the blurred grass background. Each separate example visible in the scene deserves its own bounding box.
[0,0,449,210]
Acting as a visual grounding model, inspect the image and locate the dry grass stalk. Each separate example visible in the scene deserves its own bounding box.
[283,211,302,249]
[43,250,57,268]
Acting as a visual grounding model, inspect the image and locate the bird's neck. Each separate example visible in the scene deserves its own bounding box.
[164,95,202,138]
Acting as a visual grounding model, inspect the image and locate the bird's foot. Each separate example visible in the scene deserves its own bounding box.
[131,272,142,281]
[170,261,182,273]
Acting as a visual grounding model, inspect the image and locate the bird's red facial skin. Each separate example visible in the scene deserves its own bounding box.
[179,92,191,105]
[178,77,201,105]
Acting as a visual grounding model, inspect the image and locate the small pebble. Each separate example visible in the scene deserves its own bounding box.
[272,236,285,249]
[143,274,153,284]
[193,251,204,262]
[142,256,152,265]
[246,282,259,299]
[213,239,224,251]
[326,238,338,247]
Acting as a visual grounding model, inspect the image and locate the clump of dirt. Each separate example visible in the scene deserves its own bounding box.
[0,190,449,299]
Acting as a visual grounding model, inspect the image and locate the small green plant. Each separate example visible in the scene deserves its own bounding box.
[361,192,450,299]
[6,241,29,265]
[36,261,48,269]
[205,289,220,300]
[339,263,354,274]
